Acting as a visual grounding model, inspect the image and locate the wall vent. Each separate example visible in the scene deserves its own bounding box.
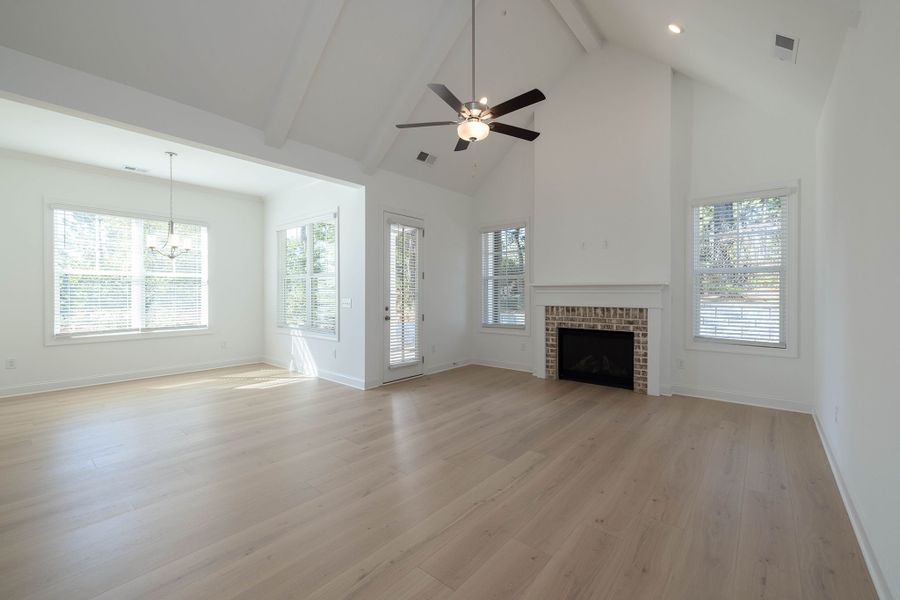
[774,34,799,63]
[416,151,437,167]
[123,165,149,173]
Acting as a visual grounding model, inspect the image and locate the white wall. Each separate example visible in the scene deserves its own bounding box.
[815,0,900,595]
[470,142,535,372]
[263,178,366,388]
[533,46,672,285]
[0,150,264,396]
[670,76,818,411]
[363,169,473,387]
[0,48,479,392]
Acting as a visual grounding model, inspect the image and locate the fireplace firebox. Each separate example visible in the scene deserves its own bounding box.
[557,327,634,390]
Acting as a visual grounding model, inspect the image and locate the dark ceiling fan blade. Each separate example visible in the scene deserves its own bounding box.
[489,122,540,141]
[395,121,457,129]
[427,83,465,114]
[487,89,546,119]
[454,138,470,152]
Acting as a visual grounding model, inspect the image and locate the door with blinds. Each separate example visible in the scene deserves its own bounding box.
[383,213,424,383]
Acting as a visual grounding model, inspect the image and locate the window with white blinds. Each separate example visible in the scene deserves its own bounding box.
[387,221,421,367]
[481,224,526,328]
[277,214,338,336]
[51,207,208,338]
[691,192,791,348]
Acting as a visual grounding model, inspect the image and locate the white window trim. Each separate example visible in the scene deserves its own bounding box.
[478,220,529,336]
[274,210,340,341]
[685,184,799,358]
[43,200,212,346]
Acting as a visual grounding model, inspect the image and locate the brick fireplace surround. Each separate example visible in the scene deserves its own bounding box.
[531,284,666,396]
[544,306,648,394]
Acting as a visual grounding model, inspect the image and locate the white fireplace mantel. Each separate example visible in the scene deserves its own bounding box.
[530,283,669,396]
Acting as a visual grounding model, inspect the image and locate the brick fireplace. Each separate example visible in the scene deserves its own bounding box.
[531,284,666,396]
[545,306,648,393]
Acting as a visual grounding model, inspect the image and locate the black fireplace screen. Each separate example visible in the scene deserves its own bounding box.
[557,328,634,390]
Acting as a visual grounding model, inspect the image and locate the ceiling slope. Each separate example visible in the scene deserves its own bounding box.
[580,0,859,123]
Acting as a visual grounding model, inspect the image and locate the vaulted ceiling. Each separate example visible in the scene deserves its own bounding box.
[0,0,859,195]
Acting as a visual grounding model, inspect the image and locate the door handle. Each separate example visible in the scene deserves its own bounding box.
[384,316,390,321]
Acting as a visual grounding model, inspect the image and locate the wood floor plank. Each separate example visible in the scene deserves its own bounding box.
[602,517,683,600]
[519,520,621,600]
[0,365,877,600]
[733,489,802,600]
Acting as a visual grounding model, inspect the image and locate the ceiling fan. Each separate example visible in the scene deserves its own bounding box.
[395,0,546,152]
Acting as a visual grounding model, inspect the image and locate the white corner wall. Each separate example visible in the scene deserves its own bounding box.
[670,75,818,412]
[815,0,900,595]
[0,150,264,397]
[533,45,672,286]
[363,169,473,388]
[263,178,366,388]
[470,143,535,372]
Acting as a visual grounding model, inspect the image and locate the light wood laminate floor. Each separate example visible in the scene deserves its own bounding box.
[0,364,876,599]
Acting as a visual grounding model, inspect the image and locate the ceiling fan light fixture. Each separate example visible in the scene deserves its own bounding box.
[458,119,489,142]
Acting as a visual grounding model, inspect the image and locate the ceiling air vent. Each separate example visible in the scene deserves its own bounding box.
[416,151,437,167]
[123,165,149,173]
[774,34,799,63]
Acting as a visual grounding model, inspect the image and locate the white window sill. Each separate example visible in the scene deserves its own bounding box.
[46,327,212,346]
[686,337,797,358]
[478,325,530,337]
[275,326,339,342]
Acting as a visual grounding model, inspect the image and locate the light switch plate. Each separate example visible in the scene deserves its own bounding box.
[340,298,352,309]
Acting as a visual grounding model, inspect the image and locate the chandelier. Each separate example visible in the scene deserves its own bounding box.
[146,151,192,259]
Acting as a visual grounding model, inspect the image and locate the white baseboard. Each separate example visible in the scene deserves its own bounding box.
[671,384,812,414]
[0,357,265,399]
[425,359,471,376]
[470,359,533,374]
[812,413,892,600]
[316,368,366,390]
[261,357,366,390]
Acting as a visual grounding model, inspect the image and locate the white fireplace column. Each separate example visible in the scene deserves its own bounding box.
[531,284,668,396]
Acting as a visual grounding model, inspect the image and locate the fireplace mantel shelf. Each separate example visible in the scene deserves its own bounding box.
[530,283,668,289]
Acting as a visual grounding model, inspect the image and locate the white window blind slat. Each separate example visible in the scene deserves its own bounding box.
[277,216,337,335]
[692,195,788,348]
[388,222,420,367]
[52,208,208,338]
[481,225,526,328]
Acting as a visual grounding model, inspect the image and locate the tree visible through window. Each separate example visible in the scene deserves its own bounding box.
[481,225,526,328]
[277,215,337,335]
[692,193,790,347]
[52,207,208,337]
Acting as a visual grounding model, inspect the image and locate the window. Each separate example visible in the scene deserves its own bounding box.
[691,190,793,348]
[277,214,337,336]
[481,224,526,328]
[51,206,208,338]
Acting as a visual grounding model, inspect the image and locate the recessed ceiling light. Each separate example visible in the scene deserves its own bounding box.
[668,23,683,34]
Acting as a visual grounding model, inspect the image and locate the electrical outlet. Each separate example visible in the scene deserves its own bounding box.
[4,358,15,370]
[332,349,337,359]
[834,405,839,424]
[676,358,685,370]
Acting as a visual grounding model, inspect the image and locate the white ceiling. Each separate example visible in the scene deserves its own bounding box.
[0,97,320,197]
[0,0,859,194]
[581,0,859,122]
